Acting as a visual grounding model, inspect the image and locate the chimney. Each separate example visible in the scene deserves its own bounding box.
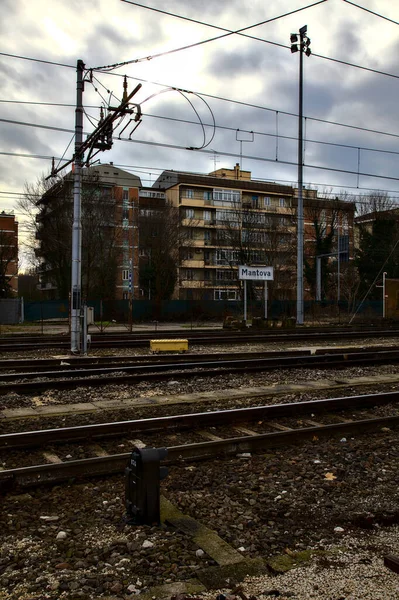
[234,163,240,179]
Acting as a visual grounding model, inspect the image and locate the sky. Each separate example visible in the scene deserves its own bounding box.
[1,0,399,247]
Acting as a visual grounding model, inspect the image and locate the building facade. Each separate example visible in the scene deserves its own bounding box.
[0,211,18,297]
[35,164,141,300]
[152,165,355,302]
[35,162,355,304]
[153,164,296,301]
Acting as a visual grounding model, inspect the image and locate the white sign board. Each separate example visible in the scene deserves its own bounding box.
[238,265,274,281]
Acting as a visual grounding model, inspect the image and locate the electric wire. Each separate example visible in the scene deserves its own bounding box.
[3,124,399,185]
[55,134,75,172]
[342,0,399,26]
[117,0,399,81]
[114,72,399,141]
[349,235,399,324]
[5,101,399,161]
[94,0,327,71]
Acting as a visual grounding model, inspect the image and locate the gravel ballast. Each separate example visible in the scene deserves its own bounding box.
[1,426,399,598]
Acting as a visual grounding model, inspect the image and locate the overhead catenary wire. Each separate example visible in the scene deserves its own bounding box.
[4,110,399,165]
[94,0,328,71]
[117,0,399,81]
[342,0,399,26]
[3,135,399,186]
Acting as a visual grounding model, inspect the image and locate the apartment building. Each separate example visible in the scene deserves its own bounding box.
[35,164,141,300]
[153,164,297,301]
[0,211,18,297]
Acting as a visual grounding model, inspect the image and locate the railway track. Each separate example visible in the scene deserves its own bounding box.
[0,348,309,373]
[1,389,398,491]
[0,344,396,374]
[1,325,399,351]
[2,346,399,394]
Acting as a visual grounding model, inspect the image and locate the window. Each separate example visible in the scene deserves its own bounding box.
[203,191,212,201]
[279,198,286,207]
[216,250,240,265]
[123,292,129,300]
[203,210,212,221]
[216,269,236,281]
[204,230,211,243]
[122,269,130,280]
[214,289,237,301]
[186,189,194,198]
[264,196,271,207]
[186,269,194,280]
[185,208,195,219]
[122,189,129,201]
[213,189,240,207]
[204,270,211,280]
[252,195,259,209]
[215,210,239,226]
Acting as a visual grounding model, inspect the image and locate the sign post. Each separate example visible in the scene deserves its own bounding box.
[238,266,274,324]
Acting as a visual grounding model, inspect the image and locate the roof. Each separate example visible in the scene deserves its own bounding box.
[38,164,141,206]
[153,170,294,195]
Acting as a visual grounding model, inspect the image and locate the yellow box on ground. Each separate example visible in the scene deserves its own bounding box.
[150,339,189,353]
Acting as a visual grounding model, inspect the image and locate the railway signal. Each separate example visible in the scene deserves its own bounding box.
[125,447,168,526]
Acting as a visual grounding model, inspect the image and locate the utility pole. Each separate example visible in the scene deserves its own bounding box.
[290,26,311,325]
[48,65,143,354]
[71,59,85,353]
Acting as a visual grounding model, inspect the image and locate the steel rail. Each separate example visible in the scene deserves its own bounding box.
[1,324,397,344]
[1,327,399,352]
[0,344,396,373]
[1,414,398,490]
[1,389,399,450]
[2,348,399,393]
[0,349,310,373]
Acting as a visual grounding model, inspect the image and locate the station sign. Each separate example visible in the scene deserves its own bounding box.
[238,265,274,281]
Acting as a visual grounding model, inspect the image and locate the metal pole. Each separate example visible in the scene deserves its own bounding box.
[264,280,268,320]
[296,26,306,326]
[71,59,85,353]
[244,280,247,323]
[337,219,341,302]
[383,271,387,318]
[316,256,321,301]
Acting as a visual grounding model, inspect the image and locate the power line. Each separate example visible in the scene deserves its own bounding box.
[0,52,74,69]
[3,120,399,185]
[342,0,399,26]
[3,64,399,142]
[143,112,399,157]
[5,167,399,205]
[5,92,399,156]
[118,72,399,140]
[95,0,327,71]
[119,0,399,81]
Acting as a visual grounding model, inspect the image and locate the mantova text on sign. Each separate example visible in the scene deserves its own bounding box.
[238,266,274,281]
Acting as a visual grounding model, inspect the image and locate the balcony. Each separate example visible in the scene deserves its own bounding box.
[179,279,205,288]
[180,259,205,268]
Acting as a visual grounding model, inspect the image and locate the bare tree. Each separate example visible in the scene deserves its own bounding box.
[18,171,122,300]
[214,204,296,303]
[139,201,183,303]
[356,190,395,217]
[304,198,354,301]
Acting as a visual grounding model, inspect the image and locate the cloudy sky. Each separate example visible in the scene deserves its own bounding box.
[1,0,399,241]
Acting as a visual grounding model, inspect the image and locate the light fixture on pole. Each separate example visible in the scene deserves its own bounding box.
[290,25,311,325]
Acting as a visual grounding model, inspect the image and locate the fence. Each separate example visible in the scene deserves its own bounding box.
[0,298,22,324]
[14,297,386,331]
